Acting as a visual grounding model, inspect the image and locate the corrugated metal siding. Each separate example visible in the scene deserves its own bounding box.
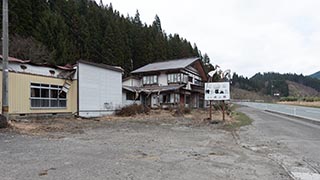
[0,72,77,114]
[78,62,122,117]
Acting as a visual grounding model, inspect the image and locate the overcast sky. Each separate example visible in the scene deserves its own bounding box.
[100,0,320,77]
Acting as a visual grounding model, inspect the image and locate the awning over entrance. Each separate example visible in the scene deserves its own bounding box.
[123,84,185,94]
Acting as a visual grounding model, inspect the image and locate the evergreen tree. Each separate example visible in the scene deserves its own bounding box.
[3,0,210,76]
[202,53,215,73]
[152,15,162,33]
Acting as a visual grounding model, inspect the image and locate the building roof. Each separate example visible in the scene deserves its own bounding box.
[131,57,200,74]
[0,55,76,71]
[78,60,124,73]
[0,55,31,64]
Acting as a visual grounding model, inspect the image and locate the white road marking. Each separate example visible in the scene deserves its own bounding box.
[291,172,320,180]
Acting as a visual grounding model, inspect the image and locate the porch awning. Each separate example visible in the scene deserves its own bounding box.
[123,84,185,94]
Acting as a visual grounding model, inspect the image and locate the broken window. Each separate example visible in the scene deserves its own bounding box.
[30,83,67,108]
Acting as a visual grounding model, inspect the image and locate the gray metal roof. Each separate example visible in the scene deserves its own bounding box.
[131,57,200,74]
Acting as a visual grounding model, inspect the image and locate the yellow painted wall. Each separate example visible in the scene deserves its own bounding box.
[0,71,77,115]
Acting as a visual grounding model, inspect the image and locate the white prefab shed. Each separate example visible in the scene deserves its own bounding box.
[77,61,123,117]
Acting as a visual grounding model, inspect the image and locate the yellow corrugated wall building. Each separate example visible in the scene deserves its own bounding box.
[0,71,77,115]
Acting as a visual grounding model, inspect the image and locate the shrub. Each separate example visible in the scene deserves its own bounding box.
[116,104,150,116]
[279,96,298,102]
[213,102,231,115]
[183,107,191,114]
[173,106,192,116]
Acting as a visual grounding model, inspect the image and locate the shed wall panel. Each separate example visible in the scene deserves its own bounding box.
[78,63,122,117]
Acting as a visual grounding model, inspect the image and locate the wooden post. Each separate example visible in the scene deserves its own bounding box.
[209,100,212,120]
[222,100,225,121]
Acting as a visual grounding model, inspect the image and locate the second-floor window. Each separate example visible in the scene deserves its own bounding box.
[168,73,187,84]
[143,75,158,85]
[194,79,203,86]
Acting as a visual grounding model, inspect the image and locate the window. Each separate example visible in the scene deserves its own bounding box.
[186,95,191,105]
[162,94,171,103]
[168,73,188,83]
[194,79,203,86]
[126,91,137,101]
[30,83,67,108]
[143,75,158,85]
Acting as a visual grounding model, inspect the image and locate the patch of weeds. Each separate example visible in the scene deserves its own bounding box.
[116,104,150,116]
[173,106,192,116]
[213,102,232,115]
[224,111,252,130]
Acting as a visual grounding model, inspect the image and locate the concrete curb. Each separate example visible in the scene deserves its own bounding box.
[265,110,320,126]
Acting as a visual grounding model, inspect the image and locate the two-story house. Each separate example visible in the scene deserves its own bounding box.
[122,57,208,108]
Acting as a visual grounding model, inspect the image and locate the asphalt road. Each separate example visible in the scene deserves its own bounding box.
[238,102,320,121]
[238,107,320,179]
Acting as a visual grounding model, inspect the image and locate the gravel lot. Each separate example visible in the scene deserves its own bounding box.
[0,110,290,180]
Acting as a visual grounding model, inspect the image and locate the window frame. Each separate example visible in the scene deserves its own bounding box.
[142,75,158,85]
[167,73,188,84]
[30,83,67,109]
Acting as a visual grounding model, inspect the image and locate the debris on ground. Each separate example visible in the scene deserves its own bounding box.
[7,108,240,136]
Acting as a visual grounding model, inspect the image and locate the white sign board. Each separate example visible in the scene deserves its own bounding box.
[205,82,230,101]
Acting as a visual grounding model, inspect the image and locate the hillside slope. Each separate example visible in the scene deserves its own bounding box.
[232,72,320,97]
[231,87,273,102]
[287,81,320,97]
[3,0,208,76]
[310,71,320,79]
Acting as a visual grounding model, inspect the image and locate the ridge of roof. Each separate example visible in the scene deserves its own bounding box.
[77,60,124,72]
[131,57,200,74]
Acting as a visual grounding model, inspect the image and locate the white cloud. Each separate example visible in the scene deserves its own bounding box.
[102,0,320,77]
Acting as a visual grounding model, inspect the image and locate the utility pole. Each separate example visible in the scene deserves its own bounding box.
[1,0,9,128]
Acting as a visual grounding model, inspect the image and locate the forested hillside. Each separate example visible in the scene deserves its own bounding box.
[232,72,320,97]
[0,0,212,76]
[310,71,320,79]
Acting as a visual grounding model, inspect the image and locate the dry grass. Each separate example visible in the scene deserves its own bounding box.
[8,108,237,136]
[115,104,150,116]
[278,101,320,108]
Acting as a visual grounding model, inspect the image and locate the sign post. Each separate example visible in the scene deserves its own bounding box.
[204,82,230,121]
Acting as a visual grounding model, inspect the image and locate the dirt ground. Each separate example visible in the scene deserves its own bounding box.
[0,109,291,180]
[7,109,232,137]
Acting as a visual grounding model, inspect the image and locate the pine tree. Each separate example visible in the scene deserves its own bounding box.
[152,15,162,33]
[4,0,210,76]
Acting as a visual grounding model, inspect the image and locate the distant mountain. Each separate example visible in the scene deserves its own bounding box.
[310,71,320,79]
[232,72,320,98]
